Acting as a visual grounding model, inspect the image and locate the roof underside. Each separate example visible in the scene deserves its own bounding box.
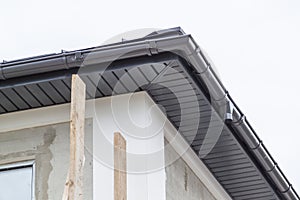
[0,28,298,200]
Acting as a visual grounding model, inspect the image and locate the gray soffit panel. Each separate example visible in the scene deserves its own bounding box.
[0,27,298,200]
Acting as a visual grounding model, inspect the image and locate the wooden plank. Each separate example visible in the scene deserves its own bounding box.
[114,132,127,200]
[63,74,86,200]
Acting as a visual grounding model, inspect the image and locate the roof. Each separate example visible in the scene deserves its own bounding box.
[0,27,299,200]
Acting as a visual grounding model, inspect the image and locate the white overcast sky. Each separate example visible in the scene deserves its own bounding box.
[1,0,300,191]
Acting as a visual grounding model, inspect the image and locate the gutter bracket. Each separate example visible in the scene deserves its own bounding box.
[149,41,159,55]
[75,51,82,61]
[281,184,292,194]
[62,54,70,70]
[0,65,5,80]
[68,51,84,68]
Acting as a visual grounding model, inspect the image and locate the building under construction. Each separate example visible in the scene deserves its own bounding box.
[0,27,298,200]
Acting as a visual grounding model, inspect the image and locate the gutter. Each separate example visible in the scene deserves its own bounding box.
[177,36,299,200]
[0,31,298,200]
[179,37,299,200]
[0,42,153,80]
[0,27,185,81]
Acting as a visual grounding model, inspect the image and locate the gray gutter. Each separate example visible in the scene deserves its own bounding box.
[0,42,153,80]
[0,27,184,80]
[0,31,298,200]
[179,38,300,200]
[178,36,299,200]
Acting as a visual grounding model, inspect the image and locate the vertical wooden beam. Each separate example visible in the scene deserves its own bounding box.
[114,132,127,200]
[63,74,86,200]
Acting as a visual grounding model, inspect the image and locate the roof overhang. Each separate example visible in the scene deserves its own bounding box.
[0,27,298,200]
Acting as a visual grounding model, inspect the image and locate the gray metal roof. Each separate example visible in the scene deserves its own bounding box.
[0,27,298,200]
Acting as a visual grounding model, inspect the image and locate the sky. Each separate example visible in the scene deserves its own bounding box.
[1,0,300,191]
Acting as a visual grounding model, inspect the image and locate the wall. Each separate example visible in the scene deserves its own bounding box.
[165,140,216,200]
[0,120,93,200]
[0,91,230,200]
[0,92,167,200]
[92,92,166,200]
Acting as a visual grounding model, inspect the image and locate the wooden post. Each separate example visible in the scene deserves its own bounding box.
[62,74,86,200]
[114,132,127,200]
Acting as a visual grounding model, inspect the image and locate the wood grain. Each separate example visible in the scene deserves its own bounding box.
[114,132,127,200]
[63,74,86,200]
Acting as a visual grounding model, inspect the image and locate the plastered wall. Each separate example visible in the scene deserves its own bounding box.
[165,140,216,200]
[0,120,93,200]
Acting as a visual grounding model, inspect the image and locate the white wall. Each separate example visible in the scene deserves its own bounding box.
[92,92,166,200]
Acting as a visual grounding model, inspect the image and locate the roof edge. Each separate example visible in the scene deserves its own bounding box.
[0,28,298,199]
[183,35,299,200]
